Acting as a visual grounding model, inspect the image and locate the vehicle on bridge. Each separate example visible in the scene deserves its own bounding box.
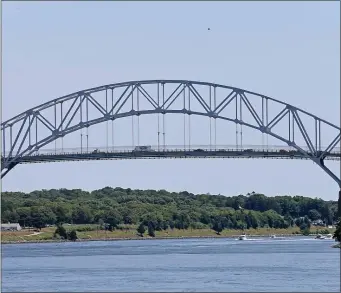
[243,149,253,152]
[133,145,154,152]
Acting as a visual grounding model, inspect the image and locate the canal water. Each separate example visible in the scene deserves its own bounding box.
[1,237,340,292]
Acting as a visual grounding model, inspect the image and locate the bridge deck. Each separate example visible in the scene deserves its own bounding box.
[2,147,340,165]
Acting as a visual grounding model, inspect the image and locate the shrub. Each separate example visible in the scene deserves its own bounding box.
[67,230,78,241]
[54,225,67,239]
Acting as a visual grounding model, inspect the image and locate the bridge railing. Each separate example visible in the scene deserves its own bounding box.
[2,144,340,158]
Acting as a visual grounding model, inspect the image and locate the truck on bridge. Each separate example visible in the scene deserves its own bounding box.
[133,145,154,152]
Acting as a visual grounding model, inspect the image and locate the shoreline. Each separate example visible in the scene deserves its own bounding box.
[1,233,308,245]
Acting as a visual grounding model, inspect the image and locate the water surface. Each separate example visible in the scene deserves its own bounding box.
[2,237,340,292]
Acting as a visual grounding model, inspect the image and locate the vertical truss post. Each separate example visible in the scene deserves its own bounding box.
[288,110,291,144]
[183,84,186,150]
[162,83,165,151]
[86,97,89,153]
[292,109,295,144]
[188,85,191,150]
[157,83,160,151]
[61,102,64,152]
[235,93,239,150]
[111,88,114,151]
[54,104,57,153]
[261,97,264,149]
[131,87,135,148]
[106,88,108,152]
[137,86,140,147]
[10,126,13,156]
[239,93,243,149]
[209,86,212,151]
[80,95,83,154]
[28,116,31,148]
[35,117,38,154]
[9,125,12,154]
[2,126,6,157]
[214,86,217,150]
[318,120,321,152]
[265,98,269,150]
[163,111,166,151]
[315,118,319,156]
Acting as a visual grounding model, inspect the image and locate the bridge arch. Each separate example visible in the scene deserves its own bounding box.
[1,80,340,185]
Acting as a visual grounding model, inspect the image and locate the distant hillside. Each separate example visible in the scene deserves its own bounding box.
[1,188,338,231]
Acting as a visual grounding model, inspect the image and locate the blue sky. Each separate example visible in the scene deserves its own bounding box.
[2,1,340,200]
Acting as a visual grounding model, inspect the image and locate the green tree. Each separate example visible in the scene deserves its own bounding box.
[30,206,56,230]
[123,215,133,225]
[169,220,175,230]
[98,218,105,230]
[52,204,71,224]
[104,209,122,230]
[16,207,32,227]
[137,223,145,237]
[72,206,93,224]
[1,210,19,223]
[1,187,339,236]
[308,209,321,221]
[148,222,155,237]
[212,220,223,235]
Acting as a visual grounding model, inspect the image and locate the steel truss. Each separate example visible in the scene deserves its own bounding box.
[1,80,340,185]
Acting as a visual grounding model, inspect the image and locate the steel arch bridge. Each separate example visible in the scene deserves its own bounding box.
[1,80,340,186]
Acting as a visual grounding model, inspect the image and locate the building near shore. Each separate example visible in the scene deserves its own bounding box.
[1,223,22,231]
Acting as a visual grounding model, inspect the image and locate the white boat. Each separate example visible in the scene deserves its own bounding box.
[270,235,276,239]
[315,234,326,239]
[325,234,333,239]
[238,234,247,240]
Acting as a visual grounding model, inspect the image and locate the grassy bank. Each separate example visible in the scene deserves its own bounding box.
[1,225,334,244]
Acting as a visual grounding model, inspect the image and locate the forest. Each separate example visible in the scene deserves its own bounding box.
[1,187,338,234]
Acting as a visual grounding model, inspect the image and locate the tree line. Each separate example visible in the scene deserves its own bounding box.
[1,187,338,233]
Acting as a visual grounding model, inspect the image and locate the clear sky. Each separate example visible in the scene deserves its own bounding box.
[2,1,340,200]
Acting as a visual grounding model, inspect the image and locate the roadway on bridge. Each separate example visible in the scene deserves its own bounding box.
[2,145,340,165]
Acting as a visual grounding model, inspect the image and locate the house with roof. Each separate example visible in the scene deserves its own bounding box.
[1,223,22,231]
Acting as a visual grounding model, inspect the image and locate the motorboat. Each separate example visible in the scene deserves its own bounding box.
[270,235,276,239]
[315,234,326,239]
[238,234,247,240]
